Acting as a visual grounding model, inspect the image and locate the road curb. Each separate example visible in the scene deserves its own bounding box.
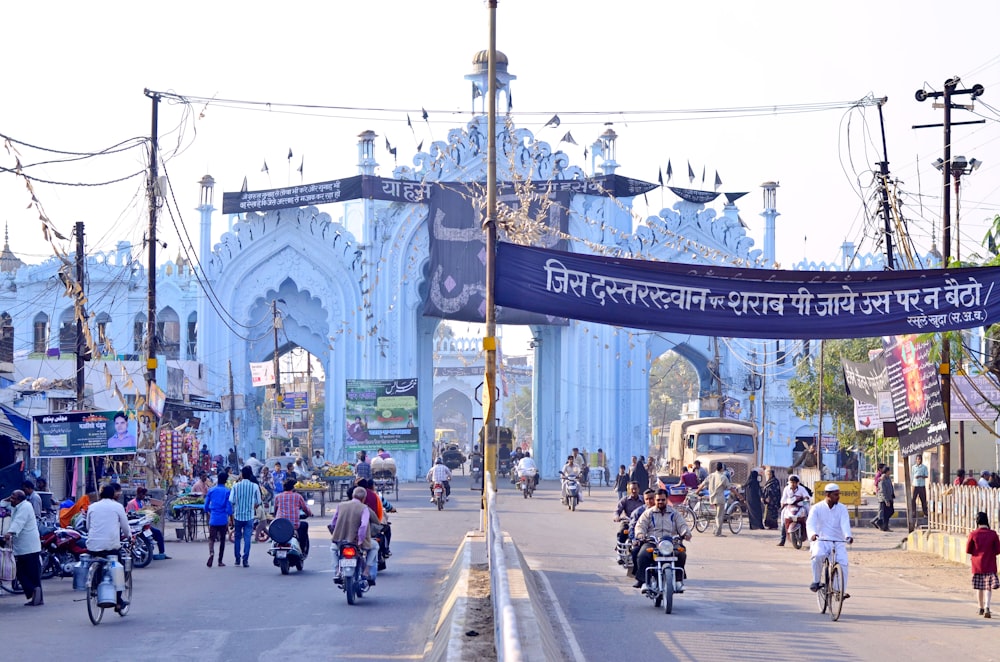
[903,529,970,566]
[424,531,487,662]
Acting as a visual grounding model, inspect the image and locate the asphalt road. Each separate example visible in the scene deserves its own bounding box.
[0,479,483,662]
[496,479,995,662]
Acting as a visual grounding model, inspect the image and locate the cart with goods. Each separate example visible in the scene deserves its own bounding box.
[321,463,356,501]
[164,495,206,541]
[371,456,399,500]
[294,479,330,516]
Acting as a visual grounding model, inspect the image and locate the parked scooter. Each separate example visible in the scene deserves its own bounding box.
[127,514,154,568]
[333,541,370,605]
[560,472,581,511]
[518,467,537,498]
[39,525,89,579]
[639,535,686,614]
[267,517,306,574]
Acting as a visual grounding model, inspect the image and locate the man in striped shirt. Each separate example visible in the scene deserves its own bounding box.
[230,466,262,567]
[274,479,314,557]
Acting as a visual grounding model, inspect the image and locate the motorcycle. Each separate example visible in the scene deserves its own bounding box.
[127,514,154,568]
[39,525,89,579]
[560,472,581,511]
[783,498,809,549]
[614,519,633,574]
[267,517,306,575]
[639,535,685,614]
[518,467,537,498]
[498,457,512,478]
[432,482,446,510]
[333,541,370,605]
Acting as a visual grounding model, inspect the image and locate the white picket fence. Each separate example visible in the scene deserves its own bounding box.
[928,483,1000,535]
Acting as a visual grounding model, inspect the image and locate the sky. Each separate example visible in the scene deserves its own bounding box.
[3,1,1000,354]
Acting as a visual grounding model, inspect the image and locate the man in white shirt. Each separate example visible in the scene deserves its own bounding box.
[777,475,811,546]
[806,483,853,597]
[978,471,992,489]
[3,490,43,605]
[85,484,132,612]
[426,458,452,501]
[515,451,538,488]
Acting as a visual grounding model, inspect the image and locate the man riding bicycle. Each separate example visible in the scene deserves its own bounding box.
[86,484,132,612]
[806,483,853,597]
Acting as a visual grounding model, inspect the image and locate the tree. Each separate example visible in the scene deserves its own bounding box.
[648,351,699,433]
[786,337,883,454]
[506,384,532,438]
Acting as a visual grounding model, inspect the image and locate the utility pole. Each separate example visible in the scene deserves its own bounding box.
[482,0,499,494]
[306,353,313,458]
[914,78,985,484]
[228,360,237,451]
[75,221,86,499]
[143,90,160,398]
[817,340,824,481]
[874,98,895,270]
[272,299,283,411]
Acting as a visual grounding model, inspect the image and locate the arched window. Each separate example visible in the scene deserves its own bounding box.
[133,314,145,354]
[0,312,12,363]
[158,306,180,360]
[95,312,111,356]
[33,312,49,354]
[187,312,197,360]
[58,307,76,354]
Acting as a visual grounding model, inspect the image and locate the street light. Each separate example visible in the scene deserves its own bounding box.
[933,155,982,261]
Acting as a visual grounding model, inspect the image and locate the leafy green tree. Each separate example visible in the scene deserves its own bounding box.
[648,351,699,433]
[786,338,882,454]
[507,384,532,437]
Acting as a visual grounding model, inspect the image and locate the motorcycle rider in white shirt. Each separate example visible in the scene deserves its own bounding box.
[778,474,811,546]
[515,452,538,488]
[806,483,853,597]
[426,458,452,502]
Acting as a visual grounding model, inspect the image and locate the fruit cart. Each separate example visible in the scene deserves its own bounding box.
[371,456,398,500]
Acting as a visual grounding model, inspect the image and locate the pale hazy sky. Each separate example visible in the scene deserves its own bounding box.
[3,1,1000,278]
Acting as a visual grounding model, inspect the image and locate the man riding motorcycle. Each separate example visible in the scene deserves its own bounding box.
[632,489,692,591]
[625,489,657,575]
[614,481,643,520]
[514,451,539,488]
[778,474,811,547]
[426,457,452,501]
[560,456,583,504]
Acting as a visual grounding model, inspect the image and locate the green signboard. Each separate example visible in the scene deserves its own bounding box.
[345,378,418,451]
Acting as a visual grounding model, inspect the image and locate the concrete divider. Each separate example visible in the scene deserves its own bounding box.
[424,531,485,662]
[904,528,970,566]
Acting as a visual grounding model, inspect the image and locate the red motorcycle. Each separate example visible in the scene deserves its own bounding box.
[783,497,809,549]
[39,525,89,579]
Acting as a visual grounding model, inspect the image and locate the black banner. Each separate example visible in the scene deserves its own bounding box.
[841,355,887,405]
[883,336,946,455]
[222,175,656,214]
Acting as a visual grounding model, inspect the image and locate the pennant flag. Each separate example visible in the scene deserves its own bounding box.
[687,161,695,183]
[297,156,304,176]
[701,165,706,184]
[507,90,513,112]
[714,171,722,191]
[261,160,269,174]
[545,114,561,128]
[583,147,588,160]
[417,140,424,152]
[240,176,248,193]
[287,148,293,161]
[666,160,673,182]
[560,131,577,145]
[658,168,664,186]
[421,107,428,121]
[385,137,391,151]
[407,114,413,129]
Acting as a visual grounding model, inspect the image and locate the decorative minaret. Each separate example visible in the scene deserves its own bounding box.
[760,181,779,264]
[357,130,378,175]
[598,124,618,175]
[464,50,516,115]
[198,175,215,269]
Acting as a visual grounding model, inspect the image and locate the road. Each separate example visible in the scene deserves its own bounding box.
[497,479,992,662]
[0,479,483,662]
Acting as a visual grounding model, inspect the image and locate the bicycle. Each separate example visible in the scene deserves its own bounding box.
[685,491,743,534]
[814,538,849,621]
[83,543,133,625]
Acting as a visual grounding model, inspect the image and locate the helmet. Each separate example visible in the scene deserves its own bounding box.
[824,483,841,493]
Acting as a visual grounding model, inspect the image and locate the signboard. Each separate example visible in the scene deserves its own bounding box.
[250,361,275,387]
[812,481,862,506]
[282,391,308,410]
[814,434,838,452]
[344,378,418,450]
[33,411,138,458]
[884,336,947,456]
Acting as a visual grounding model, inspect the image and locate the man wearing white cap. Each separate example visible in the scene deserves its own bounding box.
[806,483,853,596]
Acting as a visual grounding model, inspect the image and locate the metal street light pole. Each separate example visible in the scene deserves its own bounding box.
[482,0,499,491]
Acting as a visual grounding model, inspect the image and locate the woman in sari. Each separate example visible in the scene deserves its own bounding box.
[743,469,764,529]
[762,468,782,529]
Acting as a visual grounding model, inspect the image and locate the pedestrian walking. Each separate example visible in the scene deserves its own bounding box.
[204,472,232,568]
[966,511,1000,618]
[910,454,928,519]
[700,462,731,536]
[230,466,262,567]
[876,466,895,531]
[2,490,43,605]
[762,468,781,529]
[613,465,629,501]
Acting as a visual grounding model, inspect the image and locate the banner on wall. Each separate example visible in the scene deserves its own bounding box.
[344,378,419,451]
[883,336,947,456]
[33,411,138,458]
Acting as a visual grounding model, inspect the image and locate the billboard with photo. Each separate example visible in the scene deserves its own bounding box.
[344,378,418,451]
[33,411,138,458]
